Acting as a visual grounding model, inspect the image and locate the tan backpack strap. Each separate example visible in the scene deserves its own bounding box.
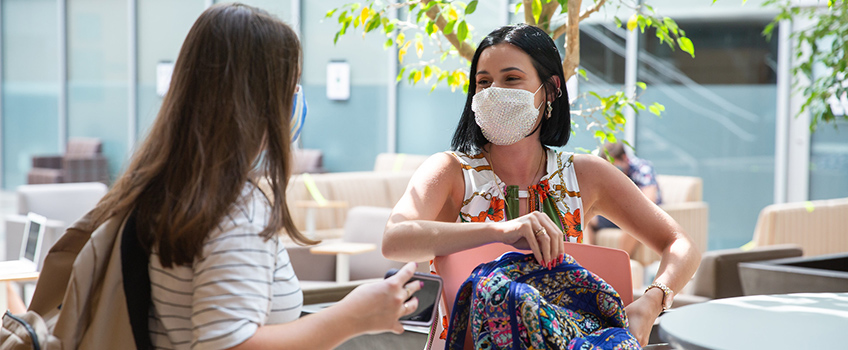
[27,210,98,315]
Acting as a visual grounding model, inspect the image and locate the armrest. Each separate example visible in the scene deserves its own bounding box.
[62,156,110,183]
[300,278,383,305]
[31,156,63,169]
[309,242,376,255]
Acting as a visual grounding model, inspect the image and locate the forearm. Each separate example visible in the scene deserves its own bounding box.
[383,220,502,262]
[229,303,362,350]
[652,231,700,294]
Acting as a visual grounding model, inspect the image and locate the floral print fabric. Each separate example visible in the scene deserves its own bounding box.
[450,148,584,242]
[446,252,640,350]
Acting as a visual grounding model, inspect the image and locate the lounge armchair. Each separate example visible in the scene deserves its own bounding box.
[27,138,109,185]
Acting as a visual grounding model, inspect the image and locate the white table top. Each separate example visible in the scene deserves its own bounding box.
[658,293,848,350]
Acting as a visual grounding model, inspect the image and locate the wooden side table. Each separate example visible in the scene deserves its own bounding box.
[0,272,39,283]
[309,242,376,283]
[295,200,348,239]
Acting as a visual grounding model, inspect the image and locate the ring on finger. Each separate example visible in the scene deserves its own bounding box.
[534,228,547,236]
[403,302,410,310]
[405,287,412,299]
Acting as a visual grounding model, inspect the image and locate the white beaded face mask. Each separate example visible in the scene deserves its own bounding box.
[472,84,544,145]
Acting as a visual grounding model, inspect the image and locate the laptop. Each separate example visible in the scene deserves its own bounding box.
[0,212,47,275]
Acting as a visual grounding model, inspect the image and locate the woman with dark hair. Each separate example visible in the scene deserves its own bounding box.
[86,3,421,349]
[383,24,699,346]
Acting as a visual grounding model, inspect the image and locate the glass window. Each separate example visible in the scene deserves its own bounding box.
[1,0,60,188]
[137,0,206,139]
[300,0,389,171]
[67,0,129,179]
[809,118,848,200]
[636,20,779,249]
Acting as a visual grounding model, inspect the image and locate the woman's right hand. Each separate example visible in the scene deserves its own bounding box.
[498,211,563,268]
[337,261,423,335]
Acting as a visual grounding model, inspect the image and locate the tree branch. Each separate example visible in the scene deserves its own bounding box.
[539,1,560,31]
[562,0,582,81]
[422,0,476,61]
[523,0,536,25]
[580,0,608,21]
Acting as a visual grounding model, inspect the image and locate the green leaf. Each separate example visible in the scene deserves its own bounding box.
[677,37,695,58]
[325,8,337,19]
[532,0,543,22]
[466,0,478,15]
[443,19,457,35]
[648,103,664,116]
[426,21,436,36]
[614,17,622,28]
[384,38,393,49]
[422,1,437,12]
[636,82,647,90]
[365,18,381,33]
[515,2,522,14]
[457,21,469,42]
[397,67,407,83]
[663,17,679,36]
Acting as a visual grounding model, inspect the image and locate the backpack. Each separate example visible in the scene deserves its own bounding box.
[445,252,640,350]
[1,209,150,349]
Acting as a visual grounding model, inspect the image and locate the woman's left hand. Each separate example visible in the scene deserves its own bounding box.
[623,296,662,346]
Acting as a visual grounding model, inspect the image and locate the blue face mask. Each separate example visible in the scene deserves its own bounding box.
[290,84,307,143]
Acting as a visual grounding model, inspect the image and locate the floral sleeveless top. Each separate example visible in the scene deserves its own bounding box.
[426,148,584,349]
[450,147,583,240]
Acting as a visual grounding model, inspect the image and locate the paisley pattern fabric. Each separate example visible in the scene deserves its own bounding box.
[446,252,640,350]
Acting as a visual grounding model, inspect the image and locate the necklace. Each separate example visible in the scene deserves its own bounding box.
[487,147,547,210]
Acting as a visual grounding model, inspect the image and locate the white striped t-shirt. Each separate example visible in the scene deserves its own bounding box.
[148,183,302,350]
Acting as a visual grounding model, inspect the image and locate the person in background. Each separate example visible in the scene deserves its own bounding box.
[381,24,699,346]
[86,4,421,349]
[584,141,663,256]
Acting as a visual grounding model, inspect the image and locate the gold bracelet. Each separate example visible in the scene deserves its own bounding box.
[645,281,673,311]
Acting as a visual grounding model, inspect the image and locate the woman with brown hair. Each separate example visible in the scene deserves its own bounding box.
[87,3,421,349]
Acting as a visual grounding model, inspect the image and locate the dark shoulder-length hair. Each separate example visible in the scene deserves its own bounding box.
[451,24,571,154]
[89,3,315,267]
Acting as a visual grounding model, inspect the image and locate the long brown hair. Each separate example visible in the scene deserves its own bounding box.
[90,3,316,267]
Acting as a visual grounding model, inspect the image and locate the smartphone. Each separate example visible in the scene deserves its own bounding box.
[384,269,443,327]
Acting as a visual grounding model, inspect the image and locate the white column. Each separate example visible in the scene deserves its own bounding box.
[785,16,813,202]
[623,3,640,152]
[0,0,4,186]
[128,0,138,149]
[58,0,68,153]
[774,20,791,204]
[500,0,510,25]
[386,0,398,153]
[290,0,301,36]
